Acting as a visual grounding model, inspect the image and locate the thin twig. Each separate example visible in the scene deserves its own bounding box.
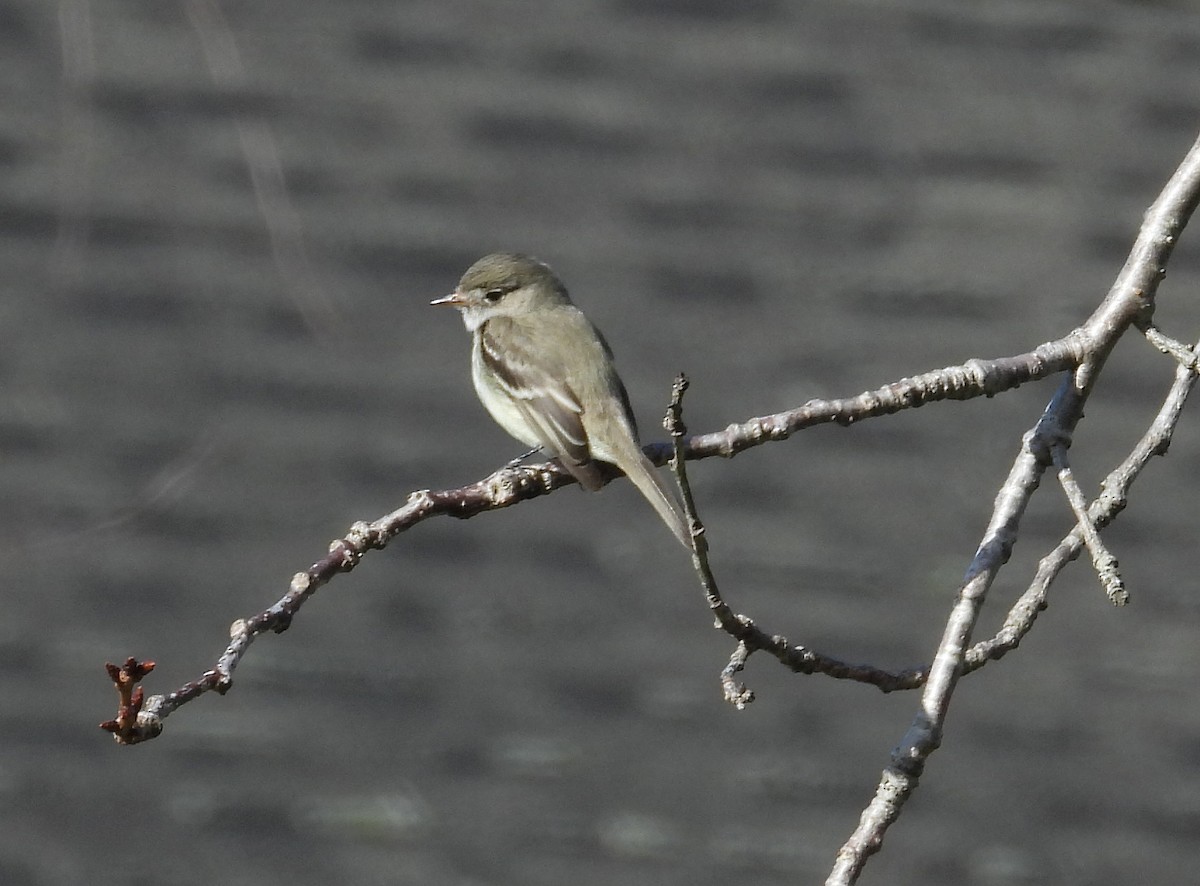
[51,0,96,293]
[666,376,935,701]
[1052,443,1127,605]
[665,375,755,707]
[1144,325,1200,370]
[184,0,338,338]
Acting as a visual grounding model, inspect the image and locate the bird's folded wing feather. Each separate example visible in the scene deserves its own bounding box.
[480,317,603,490]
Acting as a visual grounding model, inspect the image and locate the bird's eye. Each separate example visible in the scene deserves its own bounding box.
[483,287,506,302]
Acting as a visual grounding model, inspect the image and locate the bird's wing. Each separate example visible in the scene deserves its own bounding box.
[479,317,603,490]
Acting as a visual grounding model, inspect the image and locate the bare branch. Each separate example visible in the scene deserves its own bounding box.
[104,144,1200,886]
[827,129,1200,886]
[966,338,1200,669]
[671,336,1087,464]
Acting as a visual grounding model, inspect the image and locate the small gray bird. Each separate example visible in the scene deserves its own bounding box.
[432,253,690,548]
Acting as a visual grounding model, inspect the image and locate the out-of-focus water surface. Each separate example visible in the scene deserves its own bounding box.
[4,2,1200,884]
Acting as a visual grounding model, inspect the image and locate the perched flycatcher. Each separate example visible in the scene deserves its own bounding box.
[432,253,690,548]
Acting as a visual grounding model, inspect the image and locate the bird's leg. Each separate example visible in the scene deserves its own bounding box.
[506,445,543,469]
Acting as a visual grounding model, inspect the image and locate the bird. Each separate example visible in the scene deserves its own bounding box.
[432,252,691,548]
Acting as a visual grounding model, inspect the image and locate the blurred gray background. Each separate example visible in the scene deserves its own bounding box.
[5,1,1200,884]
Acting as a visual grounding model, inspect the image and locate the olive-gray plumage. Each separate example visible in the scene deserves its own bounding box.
[432,253,690,548]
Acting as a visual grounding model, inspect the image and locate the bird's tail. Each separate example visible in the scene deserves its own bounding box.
[626,451,692,550]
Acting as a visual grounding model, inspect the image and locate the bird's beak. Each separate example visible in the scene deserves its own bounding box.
[430,291,466,307]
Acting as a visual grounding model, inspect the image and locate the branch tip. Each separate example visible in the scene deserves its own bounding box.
[101,657,160,745]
